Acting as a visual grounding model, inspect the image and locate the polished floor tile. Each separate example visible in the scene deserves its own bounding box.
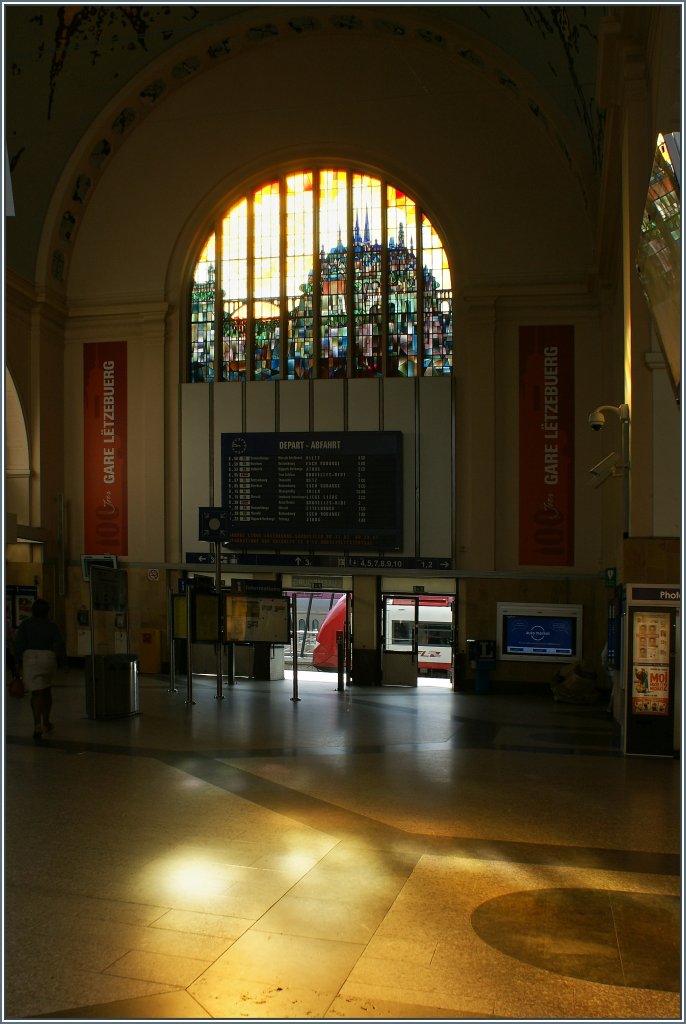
[472,886,681,988]
[3,670,681,1020]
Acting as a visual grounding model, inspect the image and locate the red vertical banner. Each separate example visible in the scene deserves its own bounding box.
[83,342,128,555]
[518,326,574,565]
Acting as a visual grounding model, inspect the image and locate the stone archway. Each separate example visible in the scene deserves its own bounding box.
[5,369,30,526]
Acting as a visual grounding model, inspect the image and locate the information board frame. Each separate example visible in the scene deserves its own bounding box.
[220,431,403,551]
[224,594,291,644]
[496,602,583,663]
[192,592,220,644]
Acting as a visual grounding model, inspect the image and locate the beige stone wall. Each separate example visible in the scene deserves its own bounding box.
[4,9,680,673]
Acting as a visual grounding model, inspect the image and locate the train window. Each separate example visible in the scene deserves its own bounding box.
[391,621,414,646]
[418,622,453,646]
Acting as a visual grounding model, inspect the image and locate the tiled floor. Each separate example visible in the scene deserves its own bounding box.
[3,667,681,1020]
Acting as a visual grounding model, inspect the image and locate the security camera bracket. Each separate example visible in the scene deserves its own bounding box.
[589,451,621,488]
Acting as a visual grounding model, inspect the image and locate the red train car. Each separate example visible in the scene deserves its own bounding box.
[312,595,348,669]
[312,595,454,675]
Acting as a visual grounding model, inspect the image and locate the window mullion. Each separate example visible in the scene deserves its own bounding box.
[215,217,223,382]
[417,210,425,377]
[381,182,388,378]
[246,196,255,381]
[346,173,354,379]
[313,170,321,379]
[279,175,287,380]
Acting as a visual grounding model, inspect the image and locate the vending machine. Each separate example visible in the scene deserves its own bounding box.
[623,584,681,757]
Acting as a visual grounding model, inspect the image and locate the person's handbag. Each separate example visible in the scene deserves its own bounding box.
[8,674,24,698]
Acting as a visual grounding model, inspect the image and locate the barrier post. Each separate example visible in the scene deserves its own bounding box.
[337,630,344,692]
[168,589,177,693]
[215,542,224,700]
[185,586,194,705]
[290,596,300,702]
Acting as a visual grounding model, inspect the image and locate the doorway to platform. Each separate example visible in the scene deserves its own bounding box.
[284,590,346,670]
[381,593,455,688]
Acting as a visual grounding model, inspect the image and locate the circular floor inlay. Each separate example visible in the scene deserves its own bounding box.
[471,887,680,990]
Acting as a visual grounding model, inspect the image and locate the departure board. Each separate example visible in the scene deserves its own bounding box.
[221,432,402,550]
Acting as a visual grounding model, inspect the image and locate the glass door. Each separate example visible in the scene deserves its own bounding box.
[382,594,454,686]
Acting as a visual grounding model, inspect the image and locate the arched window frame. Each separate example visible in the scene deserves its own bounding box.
[189,166,453,382]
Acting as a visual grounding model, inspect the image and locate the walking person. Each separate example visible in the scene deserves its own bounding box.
[14,599,66,743]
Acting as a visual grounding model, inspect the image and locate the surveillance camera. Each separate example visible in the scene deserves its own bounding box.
[588,410,605,431]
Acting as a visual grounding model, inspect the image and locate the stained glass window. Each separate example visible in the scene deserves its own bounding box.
[422,215,453,376]
[319,169,349,378]
[352,173,383,377]
[190,235,215,382]
[188,168,453,381]
[387,188,418,377]
[221,200,247,381]
[287,172,314,379]
[635,132,681,403]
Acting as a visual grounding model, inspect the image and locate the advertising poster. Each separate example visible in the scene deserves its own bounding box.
[631,610,671,715]
[15,588,37,624]
[83,341,128,555]
[5,586,38,628]
[518,325,575,566]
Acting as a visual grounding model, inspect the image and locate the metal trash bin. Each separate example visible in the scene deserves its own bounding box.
[85,654,140,720]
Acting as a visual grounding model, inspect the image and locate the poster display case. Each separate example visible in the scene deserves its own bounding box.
[623,584,680,756]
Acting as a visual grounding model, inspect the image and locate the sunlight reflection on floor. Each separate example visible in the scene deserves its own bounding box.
[284,668,453,689]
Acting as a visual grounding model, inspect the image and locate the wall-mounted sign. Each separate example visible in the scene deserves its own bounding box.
[185,552,452,570]
[518,326,574,566]
[231,580,283,596]
[83,341,128,555]
[220,432,403,550]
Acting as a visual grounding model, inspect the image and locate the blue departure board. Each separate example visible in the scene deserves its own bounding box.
[221,432,403,550]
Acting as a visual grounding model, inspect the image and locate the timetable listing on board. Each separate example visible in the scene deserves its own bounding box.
[221,432,402,550]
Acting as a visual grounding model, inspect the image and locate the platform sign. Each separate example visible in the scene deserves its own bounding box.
[221,432,402,550]
[185,552,453,570]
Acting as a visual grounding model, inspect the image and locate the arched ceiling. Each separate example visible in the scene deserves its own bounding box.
[5,4,609,284]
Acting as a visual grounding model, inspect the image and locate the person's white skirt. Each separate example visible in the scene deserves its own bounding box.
[21,650,57,692]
